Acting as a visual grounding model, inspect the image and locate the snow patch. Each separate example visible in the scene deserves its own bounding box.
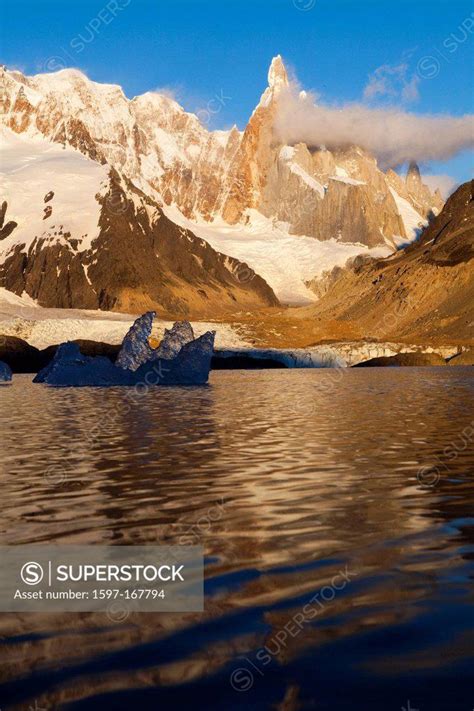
[279,146,325,198]
[389,187,427,243]
[163,204,391,305]
[0,288,38,308]
[0,127,107,255]
[330,175,366,186]
[289,163,326,197]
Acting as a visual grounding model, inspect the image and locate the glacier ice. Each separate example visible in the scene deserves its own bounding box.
[153,320,195,360]
[115,311,155,372]
[115,313,195,370]
[34,317,216,387]
[0,360,12,382]
[213,347,347,369]
[33,342,133,386]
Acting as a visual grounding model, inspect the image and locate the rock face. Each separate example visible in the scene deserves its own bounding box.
[34,314,216,386]
[0,359,12,381]
[305,180,474,344]
[0,59,442,260]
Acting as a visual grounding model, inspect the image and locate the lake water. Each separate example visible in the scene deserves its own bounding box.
[0,368,473,710]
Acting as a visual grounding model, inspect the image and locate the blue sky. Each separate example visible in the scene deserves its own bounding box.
[2,0,473,187]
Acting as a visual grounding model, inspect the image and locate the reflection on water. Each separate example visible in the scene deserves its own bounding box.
[0,369,473,710]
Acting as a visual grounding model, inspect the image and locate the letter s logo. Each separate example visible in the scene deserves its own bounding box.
[20,562,44,586]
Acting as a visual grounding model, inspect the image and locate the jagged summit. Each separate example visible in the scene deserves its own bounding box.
[0,61,446,309]
[407,161,421,180]
[268,55,289,89]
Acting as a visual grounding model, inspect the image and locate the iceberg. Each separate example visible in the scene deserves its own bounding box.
[116,314,196,370]
[34,315,216,387]
[115,311,156,371]
[152,321,195,360]
[33,342,133,386]
[0,360,12,382]
[151,331,215,385]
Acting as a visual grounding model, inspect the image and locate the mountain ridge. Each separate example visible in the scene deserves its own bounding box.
[0,57,453,312]
[1,58,443,243]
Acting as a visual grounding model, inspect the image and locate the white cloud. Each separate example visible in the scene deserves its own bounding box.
[274,86,474,167]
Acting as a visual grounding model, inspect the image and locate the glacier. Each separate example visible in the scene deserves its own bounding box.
[213,347,347,369]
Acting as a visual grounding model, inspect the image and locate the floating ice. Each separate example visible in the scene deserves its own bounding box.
[0,360,12,382]
[34,316,216,387]
[153,320,195,360]
[115,311,156,372]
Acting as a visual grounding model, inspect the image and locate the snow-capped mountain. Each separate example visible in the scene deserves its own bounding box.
[0,57,445,310]
[0,128,277,314]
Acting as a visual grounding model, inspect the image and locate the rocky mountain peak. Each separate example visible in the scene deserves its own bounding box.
[0,62,446,292]
[406,160,421,183]
[267,55,289,90]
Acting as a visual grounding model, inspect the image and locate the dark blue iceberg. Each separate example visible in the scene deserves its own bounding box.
[34,315,215,387]
[0,360,12,383]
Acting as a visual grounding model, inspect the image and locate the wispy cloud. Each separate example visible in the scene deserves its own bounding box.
[364,50,421,104]
[148,85,183,102]
[274,85,474,167]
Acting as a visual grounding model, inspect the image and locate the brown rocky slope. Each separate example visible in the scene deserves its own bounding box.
[299,180,474,345]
